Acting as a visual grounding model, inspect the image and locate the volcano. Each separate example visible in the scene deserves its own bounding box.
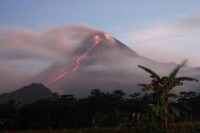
[33,31,200,97]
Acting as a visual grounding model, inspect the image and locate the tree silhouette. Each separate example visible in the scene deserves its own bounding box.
[138,60,198,132]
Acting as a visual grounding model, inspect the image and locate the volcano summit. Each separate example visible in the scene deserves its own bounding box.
[33,29,199,96]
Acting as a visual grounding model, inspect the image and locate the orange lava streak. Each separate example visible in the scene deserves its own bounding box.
[72,35,101,71]
[44,67,68,86]
[44,34,103,86]
[72,53,88,71]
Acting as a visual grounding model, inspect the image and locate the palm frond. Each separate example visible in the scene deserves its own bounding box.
[169,60,187,79]
[177,77,199,82]
[148,104,160,116]
[138,65,160,81]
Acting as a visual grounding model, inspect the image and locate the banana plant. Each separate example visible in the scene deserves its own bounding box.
[138,60,198,132]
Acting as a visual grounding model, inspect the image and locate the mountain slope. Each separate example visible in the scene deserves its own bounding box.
[0,83,53,105]
[33,31,200,97]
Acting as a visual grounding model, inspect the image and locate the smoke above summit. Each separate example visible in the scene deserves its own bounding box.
[0,24,142,93]
[0,24,104,92]
[0,25,100,63]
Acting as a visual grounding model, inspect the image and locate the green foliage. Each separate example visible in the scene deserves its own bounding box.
[0,88,199,132]
[0,89,145,130]
[138,65,161,81]
[138,61,198,132]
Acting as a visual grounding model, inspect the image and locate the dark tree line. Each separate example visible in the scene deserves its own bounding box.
[0,89,200,131]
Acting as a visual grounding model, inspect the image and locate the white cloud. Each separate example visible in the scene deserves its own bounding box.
[124,15,200,67]
[127,27,171,43]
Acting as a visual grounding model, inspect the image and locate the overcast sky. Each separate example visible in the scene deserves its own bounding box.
[1,0,200,67]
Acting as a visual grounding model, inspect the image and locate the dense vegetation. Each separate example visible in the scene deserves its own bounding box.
[0,89,200,132]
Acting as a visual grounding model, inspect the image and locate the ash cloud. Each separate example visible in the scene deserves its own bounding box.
[0,24,100,92]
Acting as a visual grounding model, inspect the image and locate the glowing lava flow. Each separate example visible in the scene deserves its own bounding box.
[72,53,88,71]
[44,34,104,86]
[72,35,101,71]
[44,67,68,86]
